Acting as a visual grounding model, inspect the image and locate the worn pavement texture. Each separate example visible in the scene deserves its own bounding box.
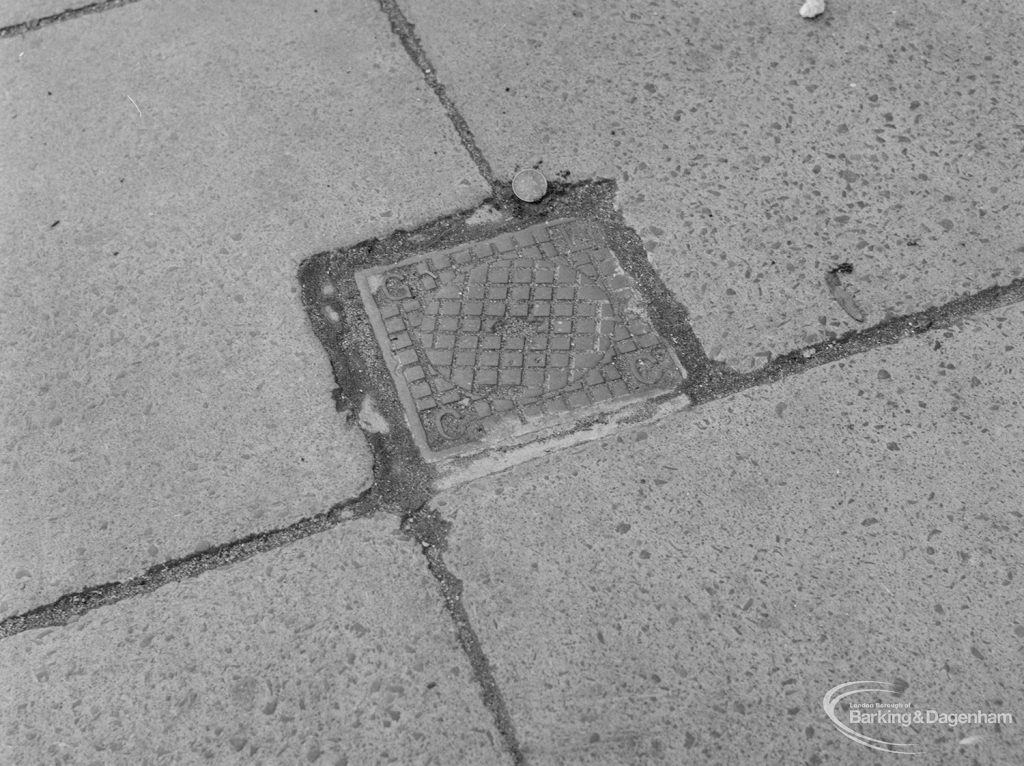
[1,0,1022,764]
[402,0,1024,372]
[1,515,510,765]
[0,0,485,618]
[436,303,1024,765]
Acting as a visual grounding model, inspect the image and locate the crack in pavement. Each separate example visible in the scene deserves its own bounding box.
[0,0,144,38]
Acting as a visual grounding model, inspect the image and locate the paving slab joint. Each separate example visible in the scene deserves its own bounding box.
[401,504,526,765]
[691,275,1024,406]
[377,0,500,198]
[0,487,378,639]
[0,0,143,38]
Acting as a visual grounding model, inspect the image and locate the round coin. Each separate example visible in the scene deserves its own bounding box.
[511,169,548,202]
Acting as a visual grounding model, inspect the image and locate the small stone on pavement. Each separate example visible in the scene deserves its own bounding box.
[799,0,826,18]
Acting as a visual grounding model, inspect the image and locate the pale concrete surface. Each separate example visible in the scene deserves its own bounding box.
[0,515,511,765]
[401,0,1024,371]
[3,1,1023,765]
[0,0,71,29]
[0,0,488,618]
[436,302,1024,764]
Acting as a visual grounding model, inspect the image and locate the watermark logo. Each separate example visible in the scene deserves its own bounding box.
[823,681,1014,755]
[823,681,921,755]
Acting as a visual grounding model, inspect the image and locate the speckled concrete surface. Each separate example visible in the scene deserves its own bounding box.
[435,302,1024,765]
[4,2,1023,764]
[400,0,1024,371]
[0,515,511,765]
[0,0,488,618]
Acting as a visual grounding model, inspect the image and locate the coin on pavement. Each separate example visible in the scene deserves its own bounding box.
[512,169,548,202]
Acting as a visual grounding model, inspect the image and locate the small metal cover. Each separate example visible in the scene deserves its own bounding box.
[356,218,686,464]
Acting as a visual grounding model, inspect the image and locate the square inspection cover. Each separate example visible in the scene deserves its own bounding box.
[355,218,688,474]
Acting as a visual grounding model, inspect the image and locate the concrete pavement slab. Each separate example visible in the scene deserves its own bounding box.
[0,0,488,618]
[400,0,1024,371]
[435,302,1024,764]
[0,515,511,765]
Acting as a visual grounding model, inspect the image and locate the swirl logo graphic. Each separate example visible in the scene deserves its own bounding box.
[822,681,922,755]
